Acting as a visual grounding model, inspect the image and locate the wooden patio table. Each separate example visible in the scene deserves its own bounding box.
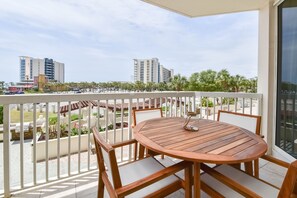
[133,117,268,198]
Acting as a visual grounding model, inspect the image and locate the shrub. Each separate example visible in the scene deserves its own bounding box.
[71,127,88,136]
[221,98,235,105]
[71,114,82,121]
[201,98,214,107]
[49,116,57,125]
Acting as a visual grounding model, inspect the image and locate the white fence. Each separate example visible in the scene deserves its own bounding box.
[0,91,262,197]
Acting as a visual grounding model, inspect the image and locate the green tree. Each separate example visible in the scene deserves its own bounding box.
[188,73,201,91]
[157,82,168,91]
[197,69,218,91]
[0,105,3,124]
[134,81,145,92]
[169,74,188,91]
[0,81,4,94]
[241,78,251,93]
[216,69,231,91]
[249,77,257,93]
[229,75,246,92]
[145,82,156,92]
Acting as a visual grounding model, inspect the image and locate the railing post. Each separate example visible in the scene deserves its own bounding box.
[3,104,10,198]
[192,95,196,112]
[33,104,37,184]
[128,98,132,160]
[258,96,263,116]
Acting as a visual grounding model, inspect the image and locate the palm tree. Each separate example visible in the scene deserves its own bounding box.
[216,69,231,91]
[120,82,134,92]
[229,75,246,92]
[90,81,98,92]
[249,77,258,93]
[145,82,156,92]
[157,82,169,91]
[188,73,201,91]
[169,74,188,91]
[134,81,145,92]
[241,78,251,93]
[198,70,218,91]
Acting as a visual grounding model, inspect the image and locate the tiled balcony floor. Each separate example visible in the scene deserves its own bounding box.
[10,157,287,198]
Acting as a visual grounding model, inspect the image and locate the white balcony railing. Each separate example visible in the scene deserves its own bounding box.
[0,91,262,197]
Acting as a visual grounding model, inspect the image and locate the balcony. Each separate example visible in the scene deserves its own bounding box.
[0,91,266,197]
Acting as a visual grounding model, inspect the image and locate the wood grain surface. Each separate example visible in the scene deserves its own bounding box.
[134,117,267,164]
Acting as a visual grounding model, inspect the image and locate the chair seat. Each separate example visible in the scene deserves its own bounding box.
[201,164,279,197]
[107,157,179,198]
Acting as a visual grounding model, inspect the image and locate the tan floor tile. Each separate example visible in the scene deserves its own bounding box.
[11,156,290,198]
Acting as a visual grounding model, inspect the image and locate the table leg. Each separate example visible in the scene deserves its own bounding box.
[185,163,192,198]
[244,161,254,176]
[194,162,200,198]
[139,144,145,159]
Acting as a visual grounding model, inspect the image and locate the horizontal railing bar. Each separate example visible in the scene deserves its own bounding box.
[0,92,196,104]
[196,92,262,99]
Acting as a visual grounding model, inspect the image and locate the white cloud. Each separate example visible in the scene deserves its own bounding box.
[0,0,258,82]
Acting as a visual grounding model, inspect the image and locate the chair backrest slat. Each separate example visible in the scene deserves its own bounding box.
[93,127,122,188]
[133,108,163,126]
[218,110,261,135]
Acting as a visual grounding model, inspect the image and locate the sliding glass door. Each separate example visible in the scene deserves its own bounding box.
[276,0,297,158]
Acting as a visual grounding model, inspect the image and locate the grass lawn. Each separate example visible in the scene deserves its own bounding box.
[10,109,57,123]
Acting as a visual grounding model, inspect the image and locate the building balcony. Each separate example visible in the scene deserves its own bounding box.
[0,91,290,197]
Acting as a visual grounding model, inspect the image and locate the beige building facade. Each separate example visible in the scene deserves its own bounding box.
[134,58,173,83]
[19,56,65,83]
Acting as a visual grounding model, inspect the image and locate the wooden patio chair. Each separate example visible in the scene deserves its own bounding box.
[92,127,192,198]
[217,110,262,177]
[133,108,164,158]
[133,107,163,126]
[200,155,297,198]
[217,110,262,136]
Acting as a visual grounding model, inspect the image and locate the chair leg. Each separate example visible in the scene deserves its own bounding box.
[254,159,259,178]
[98,172,104,198]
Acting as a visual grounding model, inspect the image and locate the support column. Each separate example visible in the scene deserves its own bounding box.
[257,0,276,154]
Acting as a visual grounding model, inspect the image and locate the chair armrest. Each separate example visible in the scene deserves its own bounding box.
[116,160,192,197]
[111,139,137,148]
[111,139,138,160]
[261,155,290,168]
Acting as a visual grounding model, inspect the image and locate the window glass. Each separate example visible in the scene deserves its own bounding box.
[276,0,297,158]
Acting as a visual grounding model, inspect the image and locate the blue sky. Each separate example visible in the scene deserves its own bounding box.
[0,0,258,83]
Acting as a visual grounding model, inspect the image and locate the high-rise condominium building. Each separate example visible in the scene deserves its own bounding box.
[19,56,65,82]
[133,58,174,83]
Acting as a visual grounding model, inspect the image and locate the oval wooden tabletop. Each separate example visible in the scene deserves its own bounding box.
[134,117,267,164]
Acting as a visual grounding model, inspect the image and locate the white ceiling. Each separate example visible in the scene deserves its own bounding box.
[142,0,269,17]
